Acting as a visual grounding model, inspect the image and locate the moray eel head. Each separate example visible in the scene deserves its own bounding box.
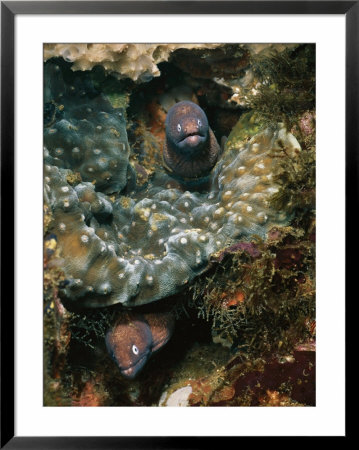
[165,101,209,155]
[163,101,221,180]
[105,312,175,379]
[105,314,153,379]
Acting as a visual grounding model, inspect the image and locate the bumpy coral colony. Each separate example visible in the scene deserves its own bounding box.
[44,59,302,311]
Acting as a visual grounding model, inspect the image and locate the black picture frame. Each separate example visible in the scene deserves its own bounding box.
[1,1,354,447]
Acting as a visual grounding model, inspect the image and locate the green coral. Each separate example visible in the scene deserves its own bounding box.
[225,111,263,149]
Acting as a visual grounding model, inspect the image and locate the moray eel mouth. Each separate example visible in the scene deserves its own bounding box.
[119,351,150,379]
[177,132,206,151]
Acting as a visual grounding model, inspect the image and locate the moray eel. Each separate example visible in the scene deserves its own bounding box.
[163,101,221,183]
[105,311,175,379]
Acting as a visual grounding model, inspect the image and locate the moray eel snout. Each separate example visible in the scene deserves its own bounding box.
[163,100,221,180]
[105,311,175,379]
[169,103,208,153]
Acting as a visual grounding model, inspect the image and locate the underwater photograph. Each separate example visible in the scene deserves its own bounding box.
[43,43,316,407]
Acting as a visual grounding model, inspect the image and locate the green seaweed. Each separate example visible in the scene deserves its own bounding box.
[270,145,316,220]
[246,45,315,130]
[190,105,316,357]
[69,308,115,349]
[190,226,315,357]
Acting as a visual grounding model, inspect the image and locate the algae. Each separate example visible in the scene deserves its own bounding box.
[246,45,315,130]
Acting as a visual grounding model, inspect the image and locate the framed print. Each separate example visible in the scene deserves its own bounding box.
[1,1,354,447]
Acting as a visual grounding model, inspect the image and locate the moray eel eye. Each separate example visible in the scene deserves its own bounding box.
[198,119,202,127]
[132,344,139,355]
[177,123,181,132]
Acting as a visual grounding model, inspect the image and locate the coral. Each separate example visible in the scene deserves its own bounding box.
[129,121,163,181]
[45,118,301,308]
[224,111,262,145]
[44,60,131,194]
[44,44,222,83]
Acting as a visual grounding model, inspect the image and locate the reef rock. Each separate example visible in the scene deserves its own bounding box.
[170,44,300,108]
[157,344,315,407]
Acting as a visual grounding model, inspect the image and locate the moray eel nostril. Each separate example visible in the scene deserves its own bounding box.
[163,101,221,181]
